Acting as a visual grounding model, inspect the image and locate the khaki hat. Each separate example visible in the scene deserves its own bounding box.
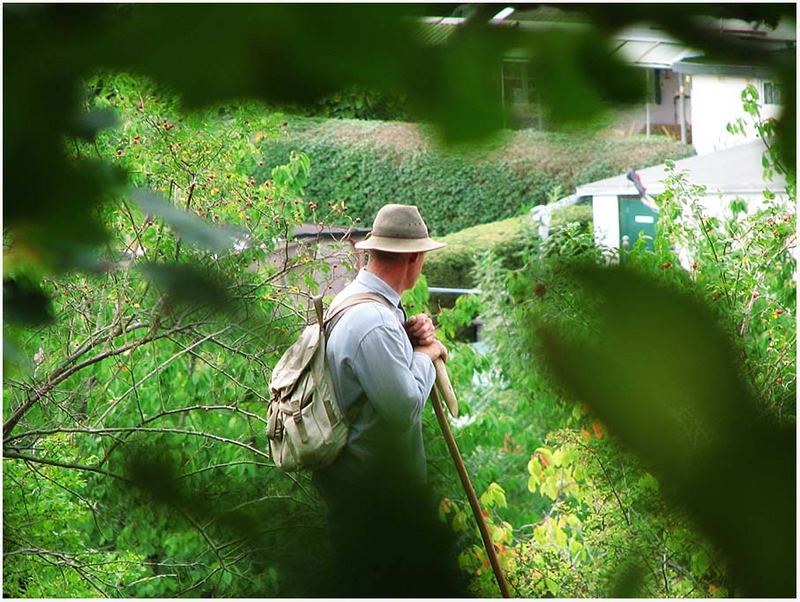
[355,204,446,253]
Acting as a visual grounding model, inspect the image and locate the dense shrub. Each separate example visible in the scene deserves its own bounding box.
[423,205,593,289]
[290,86,411,121]
[255,119,692,236]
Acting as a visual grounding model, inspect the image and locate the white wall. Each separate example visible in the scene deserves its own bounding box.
[592,195,620,249]
[690,74,783,155]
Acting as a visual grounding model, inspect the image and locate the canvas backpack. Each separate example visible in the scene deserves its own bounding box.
[266,292,392,472]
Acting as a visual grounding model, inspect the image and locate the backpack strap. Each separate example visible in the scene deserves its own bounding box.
[323,292,394,338]
[312,295,325,334]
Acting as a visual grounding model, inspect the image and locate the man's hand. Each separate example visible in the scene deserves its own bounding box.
[414,339,448,363]
[405,313,436,346]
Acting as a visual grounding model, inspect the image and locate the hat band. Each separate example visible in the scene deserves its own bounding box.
[370,229,429,240]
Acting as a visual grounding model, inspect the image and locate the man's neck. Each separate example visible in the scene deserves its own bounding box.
[365,265,406,295]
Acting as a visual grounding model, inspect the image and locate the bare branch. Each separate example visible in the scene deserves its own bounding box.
[5,426,273,461]
[3,451,130,482]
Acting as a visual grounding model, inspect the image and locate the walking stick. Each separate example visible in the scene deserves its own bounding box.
[432,358,512,598]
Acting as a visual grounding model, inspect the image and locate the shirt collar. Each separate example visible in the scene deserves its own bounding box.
[356,269,402,308]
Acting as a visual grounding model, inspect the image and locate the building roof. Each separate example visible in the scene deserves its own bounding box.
[418,11,795,71]
[291,224,371,242]
[575,140,787,197]
[611,27,701,69]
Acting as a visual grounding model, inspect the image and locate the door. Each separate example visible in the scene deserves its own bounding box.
[618,195,659,251]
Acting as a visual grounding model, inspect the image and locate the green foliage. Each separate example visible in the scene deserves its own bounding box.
[3,437,147,597]
[401,272,431,317]
[255,120,690,237]
[422,97,795,597]
[423,204,593,289]
[652,163,796,414]
[537,264,794,597]
[289,85,410,121]
[4,74,333,597]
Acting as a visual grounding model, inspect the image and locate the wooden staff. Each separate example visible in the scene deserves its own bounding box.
[432,358,512,598]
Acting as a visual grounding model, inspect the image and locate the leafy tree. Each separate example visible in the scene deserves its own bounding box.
[4,74,345,596]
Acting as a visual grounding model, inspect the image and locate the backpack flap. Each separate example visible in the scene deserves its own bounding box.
[268,324,322,397]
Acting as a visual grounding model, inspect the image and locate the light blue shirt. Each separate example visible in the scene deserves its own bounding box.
[320,269,436,483]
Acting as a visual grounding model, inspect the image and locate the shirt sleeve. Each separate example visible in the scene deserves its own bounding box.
[351,322,436,428]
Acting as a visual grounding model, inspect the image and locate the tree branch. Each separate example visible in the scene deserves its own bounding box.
[3,322,201,439]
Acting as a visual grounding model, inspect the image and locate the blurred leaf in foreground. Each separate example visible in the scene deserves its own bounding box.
[140,262,234,315]
[537,265,795,598]
[132,188,242,254]
[3,276,54,326]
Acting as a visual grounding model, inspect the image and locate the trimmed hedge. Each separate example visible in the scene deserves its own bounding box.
[255,119,692,237]
[423,204,593,289]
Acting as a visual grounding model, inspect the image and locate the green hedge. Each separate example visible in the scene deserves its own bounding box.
[255,119,692,237]
[423,204,593,289]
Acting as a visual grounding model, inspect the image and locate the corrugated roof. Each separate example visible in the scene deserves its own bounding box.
[609,26,702,68]
[576,140,787,197]
[417,14,794,72]
[417,18,459,45]
[614,39,700,68]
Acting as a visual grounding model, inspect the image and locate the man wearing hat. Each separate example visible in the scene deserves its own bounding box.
[312,204,463,596]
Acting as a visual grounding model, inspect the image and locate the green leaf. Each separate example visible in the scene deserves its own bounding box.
[70,108,119,140]
[140,262,234,313]
[691,550,712,578]
[551,522,567,549]
[3,276,54,326]
[486,482,507,508]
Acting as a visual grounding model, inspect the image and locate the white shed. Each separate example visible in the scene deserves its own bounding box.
[577,140,788,251]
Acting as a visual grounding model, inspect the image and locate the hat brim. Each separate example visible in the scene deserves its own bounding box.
[354,235,446,253]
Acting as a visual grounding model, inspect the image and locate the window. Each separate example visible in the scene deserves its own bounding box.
[500,59,542,128]
[763,81,783,105]
[501,60,537,107]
